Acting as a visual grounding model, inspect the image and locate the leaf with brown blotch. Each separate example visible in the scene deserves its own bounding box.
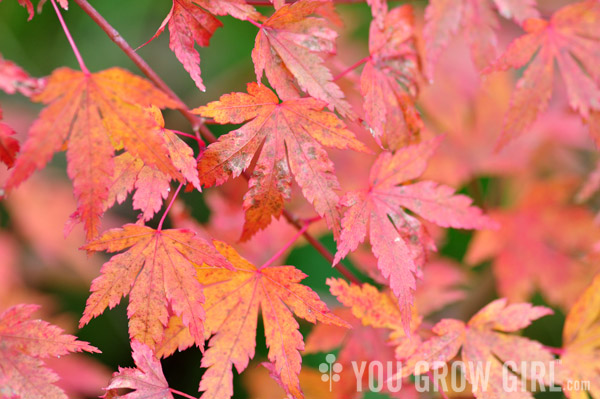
[194,82,368,241]
[251,0,353,118]
[197,241,349,399]
[105,106,201,222]
[401,299,559,399]
[143,0,259,91]
[333,137,497,330]
[79,224,231,351]
[3,67,183,241]
[104,340,174,399]
[0,107,19,169]
[0,304,99,399]
[486,0,600,149]
[361,4,422,150]
[560,274,600,399]
[423,0,540,81]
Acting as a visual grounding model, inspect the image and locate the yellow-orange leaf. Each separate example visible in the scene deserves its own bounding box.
[196,241,349,399]
[560,274,600,399]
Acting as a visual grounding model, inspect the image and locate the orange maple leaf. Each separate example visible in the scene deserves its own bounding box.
[333,137,496,329]
[3,67,185,241]
[401,299,559,399]
[486,0,600,149]
[560,274,600,399]
[79,224,231,351]
[104,106,201,222]
[361,4,422,150]
[196,241,349,399]
[251,0,353,117]
[0,304,99,399]
[194,82,368,241]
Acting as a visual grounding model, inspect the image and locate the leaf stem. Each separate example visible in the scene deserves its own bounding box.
[246,18,263,28]
[260,221,311,269]
[73,0,362,285]
[157,182,184,231]
[333,55,371,81]
[50,0,89,75]
[543,346,565,356]
[169,388,198,399]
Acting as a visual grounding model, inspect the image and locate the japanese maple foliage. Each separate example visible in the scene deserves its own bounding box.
[1,0,600,399]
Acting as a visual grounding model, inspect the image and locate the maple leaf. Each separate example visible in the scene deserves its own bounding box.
[423,0,540,81]
[79,224,231,350]
[401,298,558,399]
[486,0,600,149]
[0,107,19,168]
[466,178,600,310]
[361,4,422,150]
[0,54,41,96]
[193,82,368,241]
[104,106,201,222]
[333,137,496,328]
[144,0,258,91]
[3,67,184,241]
[0,304,99,399]
[196,241,349,399]
[5,0,34,20]
[104,340,174,399]
[327,279,420,358]
[327,279,418,337]
[560,274,600,399]
[251,0,353,117]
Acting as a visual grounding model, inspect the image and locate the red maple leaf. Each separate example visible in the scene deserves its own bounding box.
[361,4,422,150]
[333,137,496,328]
[144,0,259,91]
[104,340,174,399]
[486,0,600,149]
[0,107,19,169]
[0,304,99,399]
[423,0,540,81]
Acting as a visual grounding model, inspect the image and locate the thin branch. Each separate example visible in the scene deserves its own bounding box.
[72,0,201,131]
[50,0,89,75]
[73,0,362,285]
